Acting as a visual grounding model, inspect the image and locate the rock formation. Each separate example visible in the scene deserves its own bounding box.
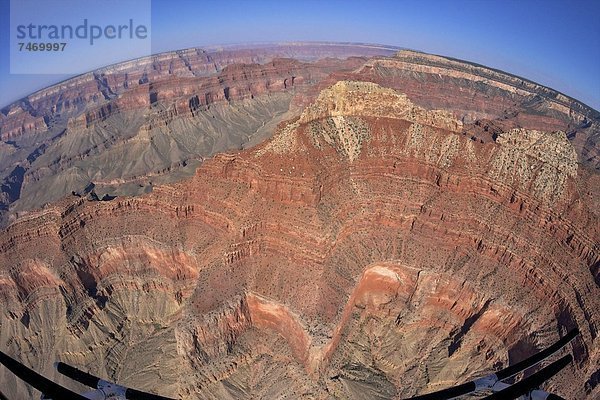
[0,45,598,399]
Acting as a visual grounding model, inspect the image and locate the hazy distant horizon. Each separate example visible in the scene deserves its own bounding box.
[1,0,599,110]
[2,40,599,114]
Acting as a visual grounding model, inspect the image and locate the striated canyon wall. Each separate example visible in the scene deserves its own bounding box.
[0,76,598,399]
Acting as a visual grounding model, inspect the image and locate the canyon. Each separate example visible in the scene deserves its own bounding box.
[0,43,598,399]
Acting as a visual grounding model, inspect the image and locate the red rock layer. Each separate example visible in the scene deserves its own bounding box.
[0,81,597,399]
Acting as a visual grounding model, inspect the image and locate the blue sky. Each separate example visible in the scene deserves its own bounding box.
[1,0,599,110]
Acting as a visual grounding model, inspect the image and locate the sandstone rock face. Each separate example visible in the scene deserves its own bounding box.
[354,50,600,170]
[0,47,599,400]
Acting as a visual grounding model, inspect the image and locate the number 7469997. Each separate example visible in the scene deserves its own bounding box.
[18,42,67,51]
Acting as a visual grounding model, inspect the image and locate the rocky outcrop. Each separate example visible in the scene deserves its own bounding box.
[1,76,598,399]
[489,128,578,204]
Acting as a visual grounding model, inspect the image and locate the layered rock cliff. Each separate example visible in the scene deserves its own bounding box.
[1,70,598,399]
